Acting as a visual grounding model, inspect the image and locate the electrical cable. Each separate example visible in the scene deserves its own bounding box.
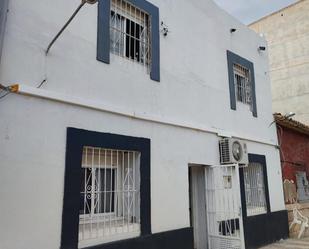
[46,1,86,55]
[2,0,98,99]
[37,79,47,89]
[45,0,98,54]
[0,84,9,99]
[0,91,10,100]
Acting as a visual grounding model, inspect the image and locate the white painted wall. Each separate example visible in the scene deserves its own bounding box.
[0,0,285,249]
[0,0,277,144]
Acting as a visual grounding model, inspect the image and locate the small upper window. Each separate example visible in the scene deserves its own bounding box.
[226,50,257,117]
[233,63,252,108]
[243,162,267,216]
[110,0,151,72]
[79,146,141,248]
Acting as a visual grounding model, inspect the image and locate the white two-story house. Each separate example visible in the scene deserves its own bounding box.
[0,0,288,249]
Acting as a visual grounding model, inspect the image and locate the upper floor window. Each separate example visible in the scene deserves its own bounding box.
[227,50,257,117]
[110,0,150,72]
[97,0,160,81]
[233,63,252,108]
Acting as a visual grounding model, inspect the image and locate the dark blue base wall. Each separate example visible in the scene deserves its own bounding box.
[86,211,287,249]
[88,227,194,249]
[244,210,289,249]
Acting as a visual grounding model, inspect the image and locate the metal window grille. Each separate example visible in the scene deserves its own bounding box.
[78,146,141,248]
[205,165,243,249]
[243,163,267,216]
[233,64,252,107]
[110,0,151,72]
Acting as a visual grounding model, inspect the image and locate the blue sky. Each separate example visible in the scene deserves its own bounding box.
[213,0,297,24]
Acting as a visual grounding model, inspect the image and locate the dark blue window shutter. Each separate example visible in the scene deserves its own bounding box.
[227,51,237,111]
[0,0,9,62]
[226,50,258,117]
[97,0,160,82]
[149,7,160,81]
[250,65,258,117]
[97,0,110,64]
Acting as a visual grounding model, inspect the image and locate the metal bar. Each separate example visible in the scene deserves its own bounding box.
[78,147,141,244]
[134,6,136,61]
[46,1,86,55]
[90,148,95,237]
[128,2,132,60]
[83,147,87,239]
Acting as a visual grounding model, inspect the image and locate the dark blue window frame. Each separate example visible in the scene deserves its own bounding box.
[238,154,288,249]
[61,128,151,249]
[97,0,160,82]
[227,50,258,117]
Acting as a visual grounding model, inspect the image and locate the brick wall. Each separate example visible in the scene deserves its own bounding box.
[278,125,309,182]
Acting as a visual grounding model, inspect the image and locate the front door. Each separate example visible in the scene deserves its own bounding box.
[205,164,245,249]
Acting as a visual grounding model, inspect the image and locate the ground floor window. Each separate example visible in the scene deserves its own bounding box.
[243,162,267,216]
[78,147,141,248]
[61,128,150,249]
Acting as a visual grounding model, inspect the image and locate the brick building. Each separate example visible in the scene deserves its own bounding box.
[275,113,309,203]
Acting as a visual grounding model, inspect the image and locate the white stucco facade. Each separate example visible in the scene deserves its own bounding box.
[0,0,285,249]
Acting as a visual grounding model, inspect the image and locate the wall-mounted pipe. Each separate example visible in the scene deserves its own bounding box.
[46,0,98,55]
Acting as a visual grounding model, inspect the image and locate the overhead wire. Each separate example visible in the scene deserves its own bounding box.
[1,0,98,100]
[0,86,10,99]
[46,0,88,55]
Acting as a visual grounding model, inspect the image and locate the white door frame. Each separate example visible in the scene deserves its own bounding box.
[190,166,208,249]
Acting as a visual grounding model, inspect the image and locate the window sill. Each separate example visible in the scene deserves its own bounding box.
[246,207,267,217]
[78,223,140,248]
[236,101,253,114]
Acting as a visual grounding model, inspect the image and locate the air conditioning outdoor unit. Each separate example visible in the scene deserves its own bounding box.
[219,138,249,166]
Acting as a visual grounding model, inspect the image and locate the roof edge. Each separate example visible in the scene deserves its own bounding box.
[248,0,304,27]
[274,113,309,136]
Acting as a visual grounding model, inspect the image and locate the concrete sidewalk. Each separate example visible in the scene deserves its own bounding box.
[259,238,309,249]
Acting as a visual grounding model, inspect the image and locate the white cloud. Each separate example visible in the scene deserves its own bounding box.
[213,0,298,24]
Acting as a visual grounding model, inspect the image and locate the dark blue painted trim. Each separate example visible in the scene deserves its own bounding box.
[243,210,289,249]
[239,154,270,219]
[149,7,160,82]
[226,50,258,117]
[227,51,237,111]
[97,0,160,82]
[85,227,193,249]
[97,0,110,64]
[0,0,9,62]
[250,66,257,118]
[61,128,151,249]
[248,154,270,213]
[239,154,286,249]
